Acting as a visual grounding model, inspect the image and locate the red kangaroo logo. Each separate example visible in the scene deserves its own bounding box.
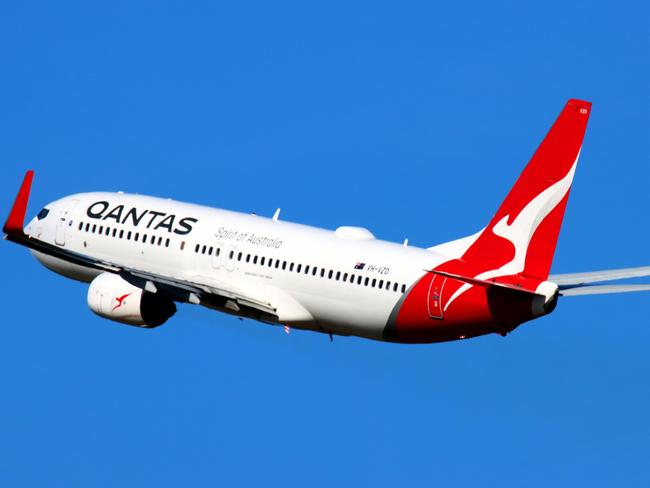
[112,292,132,311]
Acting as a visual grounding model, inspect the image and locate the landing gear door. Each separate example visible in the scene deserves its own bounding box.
[427,273,446,319]
[55,199,79,246]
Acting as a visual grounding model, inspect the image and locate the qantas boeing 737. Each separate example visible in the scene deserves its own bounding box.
[5,99,650,343]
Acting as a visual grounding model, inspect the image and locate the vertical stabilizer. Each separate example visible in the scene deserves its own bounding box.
[461,99,591,280]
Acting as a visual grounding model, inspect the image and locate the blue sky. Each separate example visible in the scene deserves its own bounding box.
[2,1,650,486]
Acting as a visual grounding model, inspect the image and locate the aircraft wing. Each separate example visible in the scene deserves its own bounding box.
[7,229,278,320]
[122,267,278,319]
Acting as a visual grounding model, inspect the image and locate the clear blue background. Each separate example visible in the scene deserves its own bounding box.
[2,1,649,486]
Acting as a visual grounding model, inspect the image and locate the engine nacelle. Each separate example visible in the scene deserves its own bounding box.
[87,272,176,328]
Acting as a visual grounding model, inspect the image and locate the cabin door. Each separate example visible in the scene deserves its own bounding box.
[55,199,79,246]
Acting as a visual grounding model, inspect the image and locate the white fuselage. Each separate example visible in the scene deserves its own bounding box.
[25,192,459,340]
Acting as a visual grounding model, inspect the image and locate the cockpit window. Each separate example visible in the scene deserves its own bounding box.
[36,208,50,220]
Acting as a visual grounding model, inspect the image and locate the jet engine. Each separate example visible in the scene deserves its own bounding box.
[87,272,176,327]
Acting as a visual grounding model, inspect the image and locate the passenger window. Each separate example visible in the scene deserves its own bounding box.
[328,270,333,279]
[290,263,294,272]
[119,230,124,239]
[254,256,258,265]
[393,283,398,292]
[180,241,185,251]
[238,252,243,261]
[379,280,384,288]
[85,223,90,232]
[335,271,341,280]
[216,248,221,256]
[112,228,117,237]
[357,276,362,285]
[364,277,369,286]
[343,273,348,281]
[105,227,110,236]
[320,269,325,278]
[260,257,265,266]
[99,226,104,234]
[275,260,280,269]
[166,239,170,248]
[150,235,155,245]
[78,222,83,231]
[305,265,310,274]
[157,237,163,246]
[134,232,139,241]
[229,250,234,259]
[350,274,354,283]
[372,279,377,288]
[202,245,207,254]
[208,246,213,255]
[246,254,251,263]
[296,264,301,273]
[195,244,200,253]
[401,284,406,293]
[92,224,97,233]
[282,261,287,270]
[386,281,391,290]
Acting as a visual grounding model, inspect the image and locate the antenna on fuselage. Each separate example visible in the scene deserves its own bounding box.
[403,238,409,247]
[272,208,281,221]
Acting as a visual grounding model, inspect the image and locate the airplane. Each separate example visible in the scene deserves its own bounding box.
[5,99,650,344]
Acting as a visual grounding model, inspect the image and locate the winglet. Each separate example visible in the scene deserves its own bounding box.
[3,170,34,236]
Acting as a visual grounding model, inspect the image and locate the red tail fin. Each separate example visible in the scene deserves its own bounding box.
[461,99,591,280]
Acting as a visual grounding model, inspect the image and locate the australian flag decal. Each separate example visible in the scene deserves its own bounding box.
[354,262,366,270]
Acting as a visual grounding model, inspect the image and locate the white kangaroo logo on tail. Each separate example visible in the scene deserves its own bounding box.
[443,153,580,311]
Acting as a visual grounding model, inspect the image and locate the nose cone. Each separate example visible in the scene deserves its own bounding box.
[26,197,74,243]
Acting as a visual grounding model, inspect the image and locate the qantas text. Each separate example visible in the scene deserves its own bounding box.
[86,201,198,235]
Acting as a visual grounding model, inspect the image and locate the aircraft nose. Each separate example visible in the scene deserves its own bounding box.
[25,201,56,238]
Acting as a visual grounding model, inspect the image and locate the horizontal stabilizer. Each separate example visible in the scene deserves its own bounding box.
[550,266,650,287]
[559,284,650,296]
